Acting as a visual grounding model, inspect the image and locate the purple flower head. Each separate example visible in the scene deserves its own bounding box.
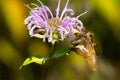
[24,0,88,44]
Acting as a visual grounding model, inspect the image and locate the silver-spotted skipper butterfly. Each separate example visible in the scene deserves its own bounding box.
[71,28,97,71]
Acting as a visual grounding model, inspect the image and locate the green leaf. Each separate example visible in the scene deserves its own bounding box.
[19,56,48,70]
[52,48,71,58]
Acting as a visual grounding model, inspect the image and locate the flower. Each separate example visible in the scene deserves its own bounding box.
[24,0,88,44]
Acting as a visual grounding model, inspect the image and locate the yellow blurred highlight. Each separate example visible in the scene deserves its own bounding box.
[28,40,50,57]
[0,38,34,80]
[89,0,120,39]
[1,0,28,45]
[0,38,23,69]
[61,52,88,80]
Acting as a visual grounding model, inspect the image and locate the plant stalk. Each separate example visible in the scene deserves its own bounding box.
[43,44,55,80]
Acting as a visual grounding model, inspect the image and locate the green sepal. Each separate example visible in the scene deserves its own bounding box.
[52,48,71,58]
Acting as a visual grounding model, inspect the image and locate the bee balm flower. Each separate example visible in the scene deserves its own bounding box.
[24,0,87,44]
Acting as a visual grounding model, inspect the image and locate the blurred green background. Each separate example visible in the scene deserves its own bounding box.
[0,0,120,80]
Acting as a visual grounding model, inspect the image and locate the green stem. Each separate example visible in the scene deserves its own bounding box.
[50,44,55,57]
[43,65,49,80]
[43,44,55,80]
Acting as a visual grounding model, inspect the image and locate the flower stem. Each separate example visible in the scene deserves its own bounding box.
[43,44,55,80]
[43,65,49,80]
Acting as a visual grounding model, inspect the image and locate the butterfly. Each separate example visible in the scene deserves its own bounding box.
[71,29,97,71]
